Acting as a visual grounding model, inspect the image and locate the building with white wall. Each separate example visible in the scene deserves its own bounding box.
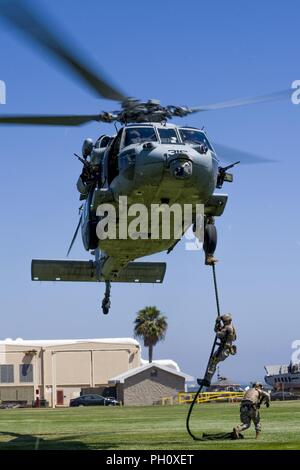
[0,337,140,406]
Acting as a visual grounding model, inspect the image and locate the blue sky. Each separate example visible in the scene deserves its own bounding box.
[0,0,299,383]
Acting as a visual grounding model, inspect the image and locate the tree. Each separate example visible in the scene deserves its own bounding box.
[134,306,168,363]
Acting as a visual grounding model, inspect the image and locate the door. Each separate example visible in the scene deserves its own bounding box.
[56,390,64,405]
[106,128,123,184]
[93,395,105,406]
[81,185,99,250]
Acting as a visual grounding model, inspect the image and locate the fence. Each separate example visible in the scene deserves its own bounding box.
[178,391,244,404]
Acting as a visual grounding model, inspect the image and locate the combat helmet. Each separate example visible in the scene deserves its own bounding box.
[221,313,232,322]
[253,382,263,389]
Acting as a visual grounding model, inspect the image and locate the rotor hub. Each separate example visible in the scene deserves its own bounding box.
[98,100,194,124]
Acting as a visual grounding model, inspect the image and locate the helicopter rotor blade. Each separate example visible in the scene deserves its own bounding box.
[191,89,291,113]
[66,215,82,257]
[0,113,115,126]
[0,0,127,101]
[212,142,277,165]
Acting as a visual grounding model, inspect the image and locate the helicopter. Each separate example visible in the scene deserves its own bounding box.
[0,1,291,314]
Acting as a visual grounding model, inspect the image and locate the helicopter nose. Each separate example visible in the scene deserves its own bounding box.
[169,158,193,179]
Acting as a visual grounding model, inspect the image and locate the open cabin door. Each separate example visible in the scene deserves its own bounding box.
[106,128,123,185]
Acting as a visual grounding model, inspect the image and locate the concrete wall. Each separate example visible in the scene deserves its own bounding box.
[44,342,140,386]
[119,368,185,406]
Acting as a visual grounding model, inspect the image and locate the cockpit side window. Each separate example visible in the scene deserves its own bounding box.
[124,127,157,147]
[95,135,112,149]
[179,129,213,150]
[157,128,179,144]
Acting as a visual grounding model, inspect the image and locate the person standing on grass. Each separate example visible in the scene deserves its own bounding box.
[233,382,270,439]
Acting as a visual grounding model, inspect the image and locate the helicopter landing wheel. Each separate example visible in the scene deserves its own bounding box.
[203,223,217,265]
[101,280,111,315]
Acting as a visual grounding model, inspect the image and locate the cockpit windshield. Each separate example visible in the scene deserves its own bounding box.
[179,128,213,150]
[157,128,179,144]
[124,127,157,147]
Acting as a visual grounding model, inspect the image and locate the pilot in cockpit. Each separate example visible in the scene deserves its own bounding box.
[125,129,141,146]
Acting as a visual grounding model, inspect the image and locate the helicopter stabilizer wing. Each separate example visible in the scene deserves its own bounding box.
[31,259,166,284]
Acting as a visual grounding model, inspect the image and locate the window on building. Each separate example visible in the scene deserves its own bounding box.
[0,364,14,383]
[19,364,33,383]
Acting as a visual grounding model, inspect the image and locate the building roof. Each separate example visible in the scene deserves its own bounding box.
[140,358,180,371]
[0,337,140,347]
[108,363,193,384]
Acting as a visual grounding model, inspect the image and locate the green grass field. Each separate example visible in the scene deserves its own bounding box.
[0,401,299,450]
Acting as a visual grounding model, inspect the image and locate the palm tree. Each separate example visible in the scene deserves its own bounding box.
[134,306,168,363]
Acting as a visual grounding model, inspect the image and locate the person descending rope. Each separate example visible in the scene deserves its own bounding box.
[186,264,239,440]
[198,313,237,387]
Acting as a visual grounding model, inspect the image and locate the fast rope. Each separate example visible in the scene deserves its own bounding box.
[186,263,221,440]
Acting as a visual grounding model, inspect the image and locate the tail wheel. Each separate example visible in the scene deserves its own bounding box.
[203,224,217,256]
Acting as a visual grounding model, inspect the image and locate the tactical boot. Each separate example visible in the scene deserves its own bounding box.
[205,255,218,265]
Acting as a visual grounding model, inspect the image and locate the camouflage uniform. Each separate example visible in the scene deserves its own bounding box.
[204,314,237,384]
[235,385,270,436]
